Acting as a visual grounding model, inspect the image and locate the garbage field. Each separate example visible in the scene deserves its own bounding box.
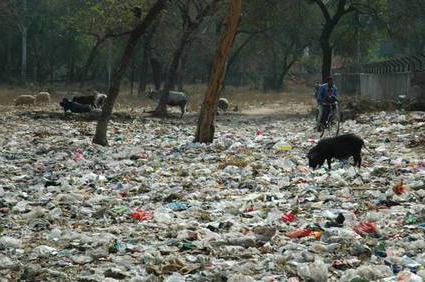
[1,107,425,282]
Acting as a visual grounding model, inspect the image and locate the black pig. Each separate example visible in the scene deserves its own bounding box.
[60,98,92,113]
[307,134,364,169]
[72,95,96,107]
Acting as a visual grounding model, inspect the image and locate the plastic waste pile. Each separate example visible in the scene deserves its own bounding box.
[0,109,425,281]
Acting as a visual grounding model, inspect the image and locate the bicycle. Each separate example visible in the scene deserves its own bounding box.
[318,99,341,138]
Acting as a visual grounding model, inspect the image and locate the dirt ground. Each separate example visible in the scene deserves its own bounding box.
[0,83,316,125]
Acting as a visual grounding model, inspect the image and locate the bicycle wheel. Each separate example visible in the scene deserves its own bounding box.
[328,109,340,137]
[320,123,326,138]
[320,117,331,138]
[320,117,333,138]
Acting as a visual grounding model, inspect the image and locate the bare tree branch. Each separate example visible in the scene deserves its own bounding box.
[312,0,331,22]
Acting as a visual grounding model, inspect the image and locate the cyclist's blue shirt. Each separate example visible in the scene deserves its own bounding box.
[318,83,337,103]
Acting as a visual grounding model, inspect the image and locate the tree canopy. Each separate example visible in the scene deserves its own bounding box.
[0,0,421,88]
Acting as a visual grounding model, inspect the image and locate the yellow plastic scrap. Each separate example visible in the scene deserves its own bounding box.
[277,145,292,151]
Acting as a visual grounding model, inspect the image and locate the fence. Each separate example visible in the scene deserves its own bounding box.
[333,55,425,102]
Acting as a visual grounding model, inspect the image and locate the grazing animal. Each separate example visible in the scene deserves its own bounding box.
[307,134,365,169]
[145,89,188,118]
[15,95,36,106]
[218,98,229,112]
[72,95,96,107]
[60,98,92,113]
[94,92,107,108]
[35,92,51,105]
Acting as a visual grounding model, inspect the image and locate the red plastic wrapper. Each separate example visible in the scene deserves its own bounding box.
[286,228,313,239]
[281,213,297,223]
[393,180,405,195]
[353,222,377,235]
[73,148,84,162]
[129,209,153,221]
[244,207,255,212]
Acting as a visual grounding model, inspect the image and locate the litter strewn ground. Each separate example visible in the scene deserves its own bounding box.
[1,105,424,281]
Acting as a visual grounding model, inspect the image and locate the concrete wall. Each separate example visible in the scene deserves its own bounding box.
[334,72,412,100]
[359,72,410,100]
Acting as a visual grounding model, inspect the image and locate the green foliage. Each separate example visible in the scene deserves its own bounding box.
[64,0,144,37]
[0,0,424,88]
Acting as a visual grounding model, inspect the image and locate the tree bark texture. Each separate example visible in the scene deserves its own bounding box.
[194,0,241,143]
[93,0,168,146]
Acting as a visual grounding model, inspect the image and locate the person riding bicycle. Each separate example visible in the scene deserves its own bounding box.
[316,76,338,131]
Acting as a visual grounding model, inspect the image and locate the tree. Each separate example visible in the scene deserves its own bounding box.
[223,0,317,91]
[152,0,220,118]
[0,0,420,90]
[386,0,425,54]
[1,0,32,83]
[308,0,356,82]
[256,1,313,91]
[65,0,142,88]
[93,0,168,146]
[138,24,159,94]
[194,0,241,143]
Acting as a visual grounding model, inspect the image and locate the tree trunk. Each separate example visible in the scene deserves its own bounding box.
[139,24,158,94]
[80,38,105,89]
[107,38,113,89]
[138,42,150,94]
[320,37,332,83]
[70,59,75,82]
[275,57,297,91]
[130,59,135,95]
[153,0,219,118]
[21,26,27,83]
[176,49,189,91]
[263,49,278,91]
[194,0,241,143]
[20,0,28,84]
[32,49,38,83]
[33,63,37,83]
[221,32,256,93]
[49,62,54,83]
[164,38,190,91]
[313,0,355,82]
[93,0,168,146]
[152,31,190,117]
[150,57,161,90]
